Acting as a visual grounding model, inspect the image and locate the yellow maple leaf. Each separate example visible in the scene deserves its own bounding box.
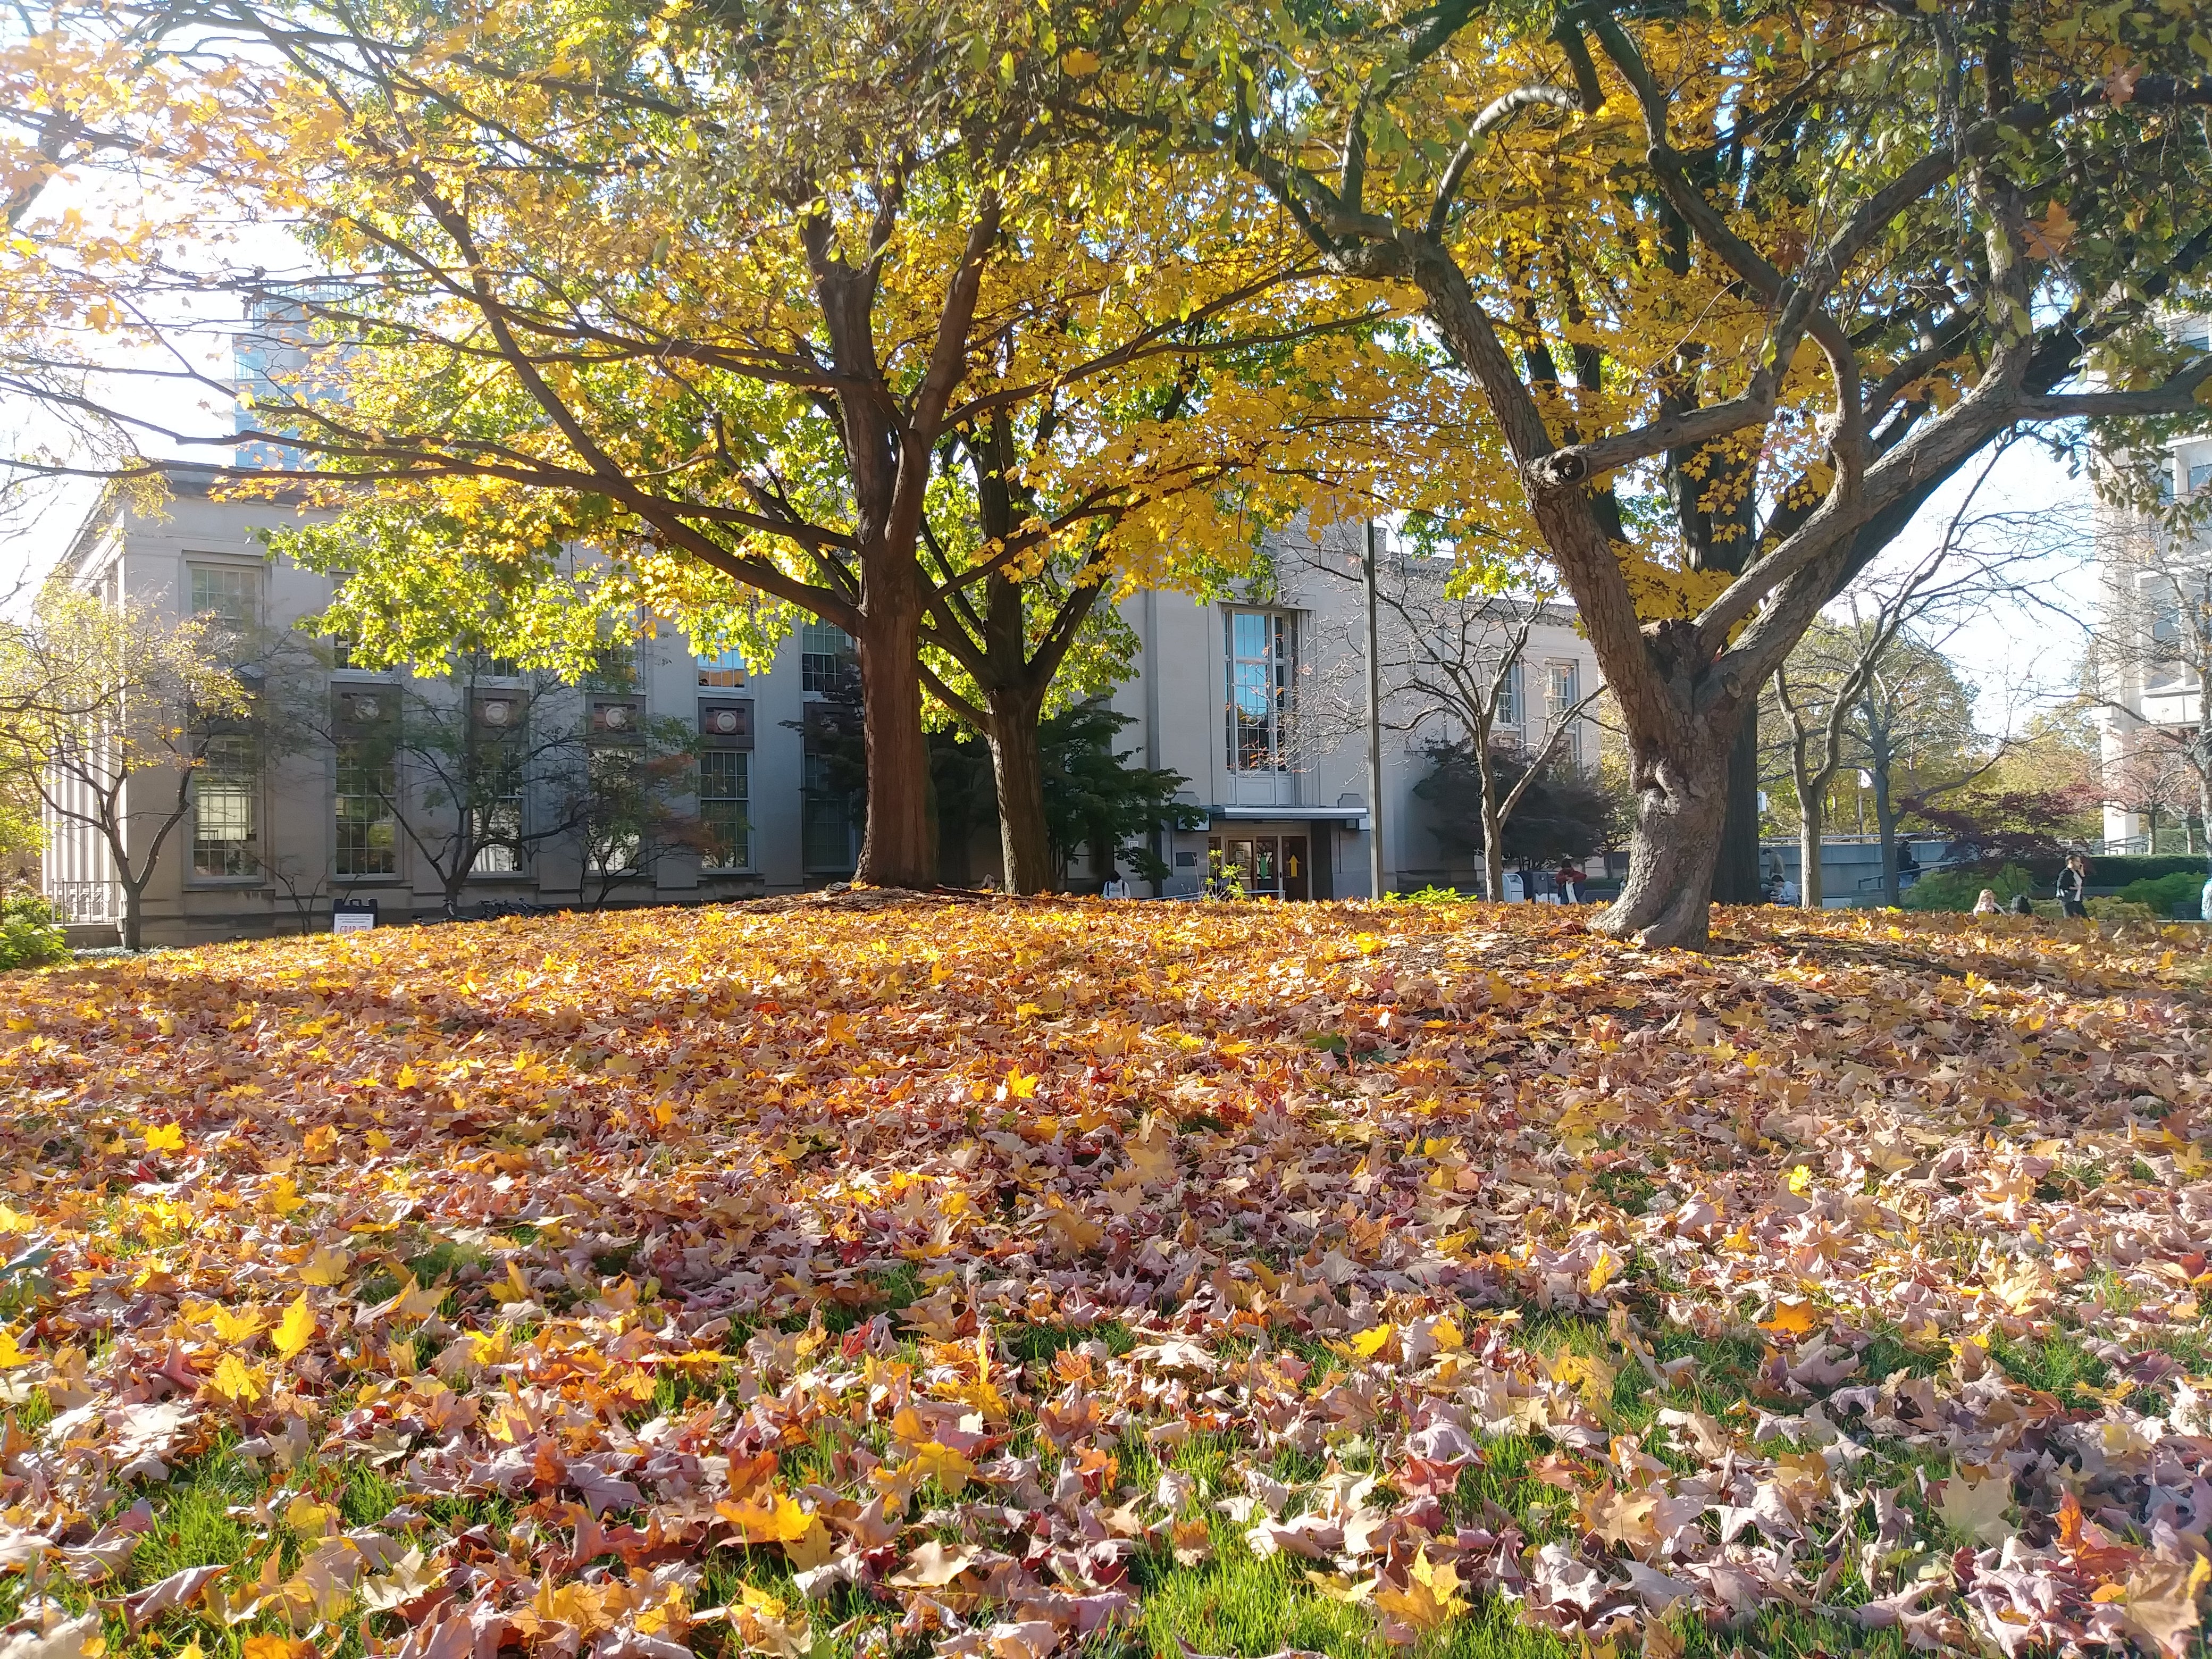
[264,1175,305,1217]
[208,1352,266,1404]
[716,1490,814,1546]
[272,1293,316,1360]
[1346,1323,1395,1359]
[142,1122,185,1153]
[1374,1547,1469,1632]
[0,1327,33,1369]
[1004,1069,1040,1099]
[909,1439,977,1495]
[209,1305,267,1345]
[298,1244,351,1286]
[1759,1298,1822,1337]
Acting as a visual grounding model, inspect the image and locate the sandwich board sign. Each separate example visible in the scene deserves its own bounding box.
[332,899,379,935]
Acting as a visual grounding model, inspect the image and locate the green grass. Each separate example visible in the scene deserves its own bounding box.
[4,1293,2114,1659]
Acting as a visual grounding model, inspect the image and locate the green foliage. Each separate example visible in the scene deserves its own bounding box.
[0,893,68,969]
[1393,884,1472,904]
[1414,744,1607,865]
[2116,871,2207,917]
[1042,705,1203,883]
[2087,898,2157,923]
[1900,864,2034,912]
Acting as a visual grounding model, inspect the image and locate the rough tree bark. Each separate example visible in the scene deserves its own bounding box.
[983,681,1053,893]
[1713,716,1764,904]
[853,586,937,889]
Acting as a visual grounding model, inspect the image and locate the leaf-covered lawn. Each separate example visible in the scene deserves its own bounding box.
[2,896,2210,1659]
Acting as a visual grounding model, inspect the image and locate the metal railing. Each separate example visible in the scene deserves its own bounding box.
[45,880,120,923]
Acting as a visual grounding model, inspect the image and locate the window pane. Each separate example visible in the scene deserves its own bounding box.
[1224,611,1294,772]
[192,734,257,876]
[801,621,856,694]
[189,566,255,632]
[697,646,747,688]
[471,753,525,874]
[700,749,750,868]
[801,750,853,870]
[334,740,397,876]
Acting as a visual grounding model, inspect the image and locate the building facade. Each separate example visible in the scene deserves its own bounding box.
[2097,309,2212,853]
[43,473,1601,942]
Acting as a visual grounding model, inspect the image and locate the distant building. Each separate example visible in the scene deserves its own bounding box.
[2096,310,2212,854]
[42,474,1601,943]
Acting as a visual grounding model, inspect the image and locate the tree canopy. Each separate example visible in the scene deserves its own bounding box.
[1063,0,2212,942]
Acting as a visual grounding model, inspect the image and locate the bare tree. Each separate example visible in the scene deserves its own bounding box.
[1764,455,2072,906]
[322,666,586,920]
[1295,530,1597,901]
[558,714,709,911]
[0,589,250,948]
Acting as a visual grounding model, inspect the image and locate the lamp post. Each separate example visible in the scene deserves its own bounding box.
[1364,521,1385,901]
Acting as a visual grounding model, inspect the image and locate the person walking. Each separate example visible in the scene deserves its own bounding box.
[2056,852,2091,919]
[1555,859,1585,904]
[1100,870,1130,900]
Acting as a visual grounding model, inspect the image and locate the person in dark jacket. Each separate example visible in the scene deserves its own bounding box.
[2056,852,2090,918]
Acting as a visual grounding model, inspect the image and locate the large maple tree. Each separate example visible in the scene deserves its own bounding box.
[61,0,1381,892]
[1072,0,2212,945]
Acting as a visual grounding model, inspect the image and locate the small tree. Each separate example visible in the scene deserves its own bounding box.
[1414,745,1608,884]
[0,589,250,948]
[1037,704,1204,889]
[1298,530,1596,902]
[560,715,708,910]
[327,667,583,920]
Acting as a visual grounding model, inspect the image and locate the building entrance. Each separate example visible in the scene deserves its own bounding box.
[1209,833,1311,900]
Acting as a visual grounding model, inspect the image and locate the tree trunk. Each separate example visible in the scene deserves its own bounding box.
[1873,766,1901,906]
[121,882,144,951]
[1712,711,1763,903]
[1471,740,1505,901]
[1591,721,1736,948]
[1799,793,1825,910]
[852,593,936,890]
[984,687,1054,894]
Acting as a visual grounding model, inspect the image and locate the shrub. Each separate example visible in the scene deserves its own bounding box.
[1394,885,1471,904]
[2087,897,2157,923]
[0,893,68,969]
[1901,863,2035,912]
[2116,870,2208,917]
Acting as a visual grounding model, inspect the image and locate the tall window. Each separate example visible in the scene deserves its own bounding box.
[582,633,639,691]
[802,750,855,871]
[697,646,747,688]
[334,741,397,876]
[189,565,256,634]
[471,749,525,874]
[802,621,856,693]
[1546,660,1580,719]
[700,750,750,868]
[1547,661,1583,767]
[2191,458,2212,496]
[1225,611,1293,772]
[1496,660,1525,733]
[192,734,258,876]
